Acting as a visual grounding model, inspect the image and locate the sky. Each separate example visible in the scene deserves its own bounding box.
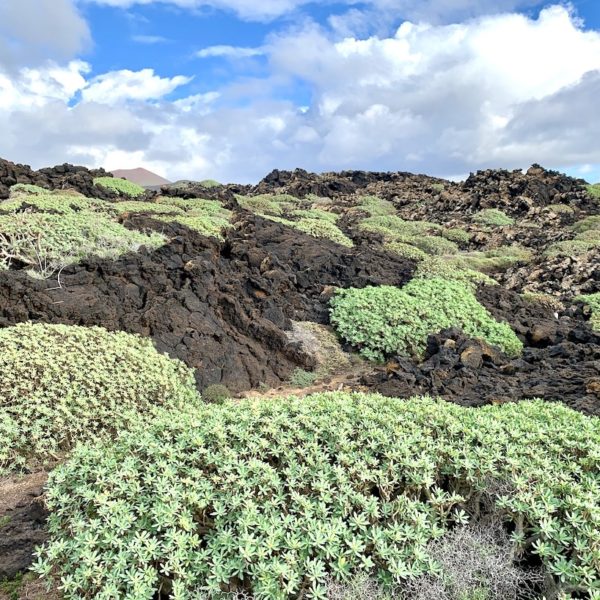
[0,0,599,183]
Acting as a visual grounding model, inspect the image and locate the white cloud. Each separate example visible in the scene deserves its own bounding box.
[195,45,265,59]
[0,0,90,70]
[1,4,600,185]
[81,69,193,104]
[132,34,169,44]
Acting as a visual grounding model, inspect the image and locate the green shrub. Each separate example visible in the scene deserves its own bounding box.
[586,183,600,198]
[545,203,574,215]
[9,183,49,195]
[0,211,165,277]
[289,368,318,388]
[34,393,600,599]
[571,215,600,234]
[202,384,232,404]
[0,323,200,473]
[455,246,533,273]
[384,241,428,261]
[156,214,232,239]
[108,201,184,216]
[431,182,445,192]
[237,194,298,216]
[576,229,600,243]
[545,240,596,257]
[291,208,339,223]
[415,257,497,287]
[330,279,522,361]
[356,195,396,216]
[199,179,222,188]
[472,209,514,227]
[157,198,225,213]
[441,228,471,244]
[93,177,145,198]
[359,215,441,239]
[0,192,100,214]
[575,292,600,331]
[410,236,459,256]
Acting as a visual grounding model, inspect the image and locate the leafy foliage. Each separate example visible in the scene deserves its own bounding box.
[0,210,165,277]
[545,240,597,257]
[414,257,497,287]
[575,292,600,331]
[34,394,600,599]
[202,384,233,405]
[236,194,298,216]
[0,192,100,214]
[585,183,600,199]
[108,201,184,216]
[289,368,318,388]
[472,209,514,227]
[8,183,49,195]
[441,228,471,245]
[545,204,574,215]
[199,179,222,188]
[93,177,145,197]
[355,195,396,217]
[0,323,200,474]
[571,215,600,234]
[358,215,441,239]
[451,246,533,273]
[329,279,522,361]
[409,236,459,256]
[384,241,428,261]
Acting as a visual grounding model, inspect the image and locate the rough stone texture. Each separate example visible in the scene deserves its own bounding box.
[0,215,414,392]
[0,158,118,200]
[365,327,600,416]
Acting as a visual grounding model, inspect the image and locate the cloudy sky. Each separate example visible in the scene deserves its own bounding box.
[0,0,599,183]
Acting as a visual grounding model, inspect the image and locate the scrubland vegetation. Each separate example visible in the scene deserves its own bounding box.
[0,166,599,600]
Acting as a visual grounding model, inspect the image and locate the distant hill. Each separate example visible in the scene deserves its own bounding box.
[111,167,170,188]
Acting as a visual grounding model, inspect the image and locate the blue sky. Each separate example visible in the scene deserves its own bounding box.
[1,0,600,182]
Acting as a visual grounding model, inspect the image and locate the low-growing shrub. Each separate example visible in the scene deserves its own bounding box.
[575,292,600,331]
[93,176,145,198]
[410,236,459,256]
[289,368,318,388]
[545,203,574,215]
[586,183,600,198]
[384,241,428,261]
[545,240,596,257]
[237,194,298,216]
[330,279,521,361]
[34,394,600,599]
[0,323,200,473]
[441,227,471,244]
[356,195,396,216]
[455,246,533,273]
[472,209,514,227]
[294,217,354,247]
[571,215,600,234]
[415,257,497,286]
[0,210,165,276]
[401,523,544,600]
[291,209,339,224]
[156,214,233,239]
[8,183,49,195]
[108,201,184,216]
[202,384,232,404]
[0,192,100,214]
[199,179,222,188]
[359,215,441,239]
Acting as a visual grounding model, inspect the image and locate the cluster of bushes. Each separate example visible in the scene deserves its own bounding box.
[0,323,200,474]
[236,193,298,216]
[31,393,600,599]
[93,176,146,198]
[0,201,165,277]
[546,215,600,257]
[354,195,396,217]
[359,215,460,257]
[329,278,522,361]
